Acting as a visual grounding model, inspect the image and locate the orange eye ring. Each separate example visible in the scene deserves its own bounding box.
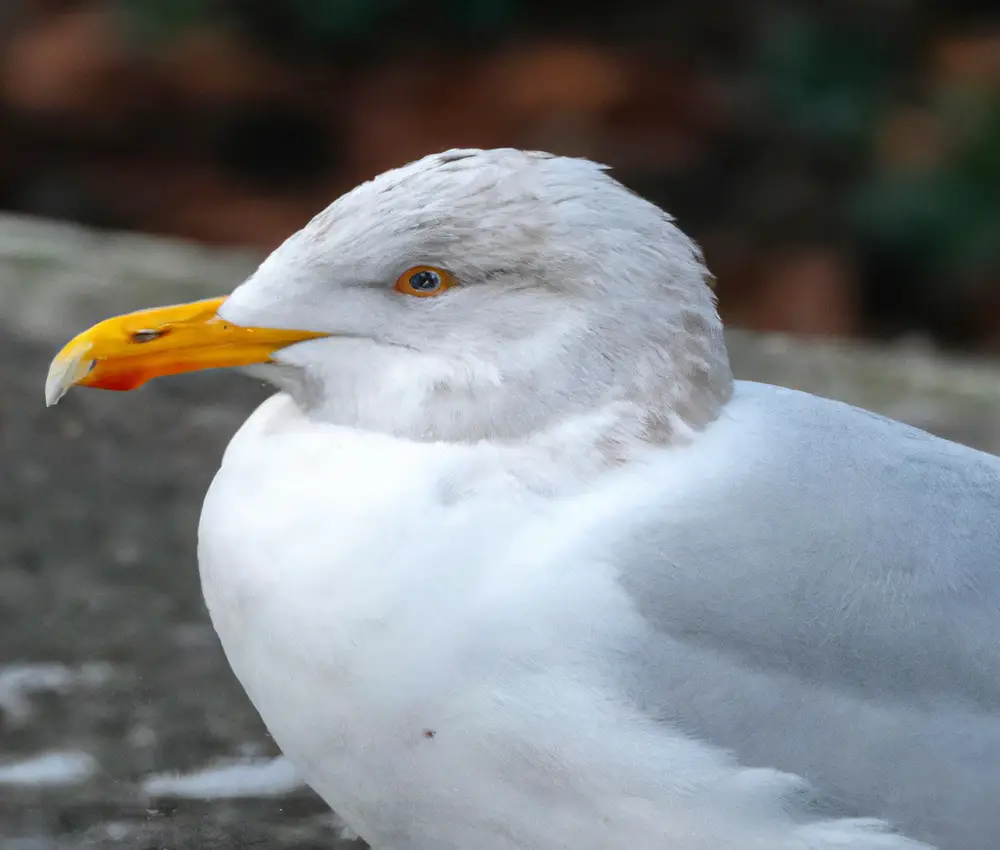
[394,266,458,297]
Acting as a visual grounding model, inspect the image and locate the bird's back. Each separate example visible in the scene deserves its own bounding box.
[610,381,1000,849]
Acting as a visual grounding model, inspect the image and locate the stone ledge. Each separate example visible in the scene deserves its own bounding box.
[0,212,259,342]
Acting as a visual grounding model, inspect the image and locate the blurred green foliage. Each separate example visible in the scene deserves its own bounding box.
[758,15,898,149]
[118,0,212,46]
[117,0,523,52]
[753,9,1000,330]
[853,95,1000,295]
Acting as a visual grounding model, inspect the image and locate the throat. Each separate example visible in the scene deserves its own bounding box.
[256,350,731,453]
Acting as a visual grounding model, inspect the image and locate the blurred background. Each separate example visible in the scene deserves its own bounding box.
[1,0,999,349]
[3,3,1000,849]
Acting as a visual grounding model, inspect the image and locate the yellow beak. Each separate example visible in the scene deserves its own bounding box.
[45,296,328,406]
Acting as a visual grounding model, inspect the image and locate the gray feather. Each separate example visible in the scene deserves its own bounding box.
[614,381,1000,849]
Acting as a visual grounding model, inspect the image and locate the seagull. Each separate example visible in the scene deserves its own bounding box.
[46,149,1000,850]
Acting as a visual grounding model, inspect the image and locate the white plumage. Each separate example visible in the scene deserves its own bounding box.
[59,150,1000,849]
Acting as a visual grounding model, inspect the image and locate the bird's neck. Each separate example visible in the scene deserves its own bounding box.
[499,401,689,492]
[259,328,733,454]
[273,388,722,498]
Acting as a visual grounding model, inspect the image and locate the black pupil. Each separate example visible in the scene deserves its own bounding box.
[409,270,441,291]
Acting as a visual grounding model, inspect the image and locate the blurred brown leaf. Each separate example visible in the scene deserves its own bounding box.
[154,28,296,105]
[482,41,630,115]
[876,107,948,170]
[745,247,860,338]
[86,161,321,248]
[345,59,520,179]
[933,31,1000,89]
[2,5,139,122]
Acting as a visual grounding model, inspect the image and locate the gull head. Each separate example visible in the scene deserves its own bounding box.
[47,148,732,443]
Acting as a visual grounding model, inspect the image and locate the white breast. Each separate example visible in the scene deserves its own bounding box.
[196,394,931,850]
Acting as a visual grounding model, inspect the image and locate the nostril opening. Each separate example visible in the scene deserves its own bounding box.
[131,329,164,344]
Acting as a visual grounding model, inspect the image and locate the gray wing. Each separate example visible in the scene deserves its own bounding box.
[614,381,1000,850]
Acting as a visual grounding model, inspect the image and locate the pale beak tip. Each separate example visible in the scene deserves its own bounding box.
[45,342,94,407]
[44,377,68,407]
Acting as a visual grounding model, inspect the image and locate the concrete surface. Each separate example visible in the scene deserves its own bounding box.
[1,213,998,850]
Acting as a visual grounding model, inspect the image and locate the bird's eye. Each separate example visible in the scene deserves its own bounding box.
[394,266,457,298]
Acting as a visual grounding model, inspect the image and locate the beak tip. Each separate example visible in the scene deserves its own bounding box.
[44,364,71,407]
[45,342,94,407]
[44,383,67,407]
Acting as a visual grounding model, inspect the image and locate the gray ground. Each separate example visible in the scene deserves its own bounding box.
[1,214,998,849]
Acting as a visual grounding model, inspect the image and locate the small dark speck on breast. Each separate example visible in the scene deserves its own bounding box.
[422,729,436,739]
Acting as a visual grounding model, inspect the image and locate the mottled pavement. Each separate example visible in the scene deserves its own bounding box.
[1,214,998,850]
